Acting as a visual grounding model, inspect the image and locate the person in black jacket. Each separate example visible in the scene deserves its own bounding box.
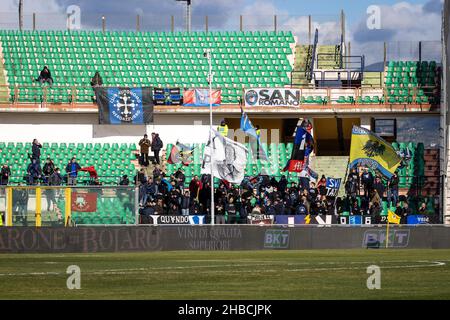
[36,66,53,86]
[90,71,103,87]
[225,196,238,223]
[31,139,42,161]
[27,159,42,185]
[372,176,385,199]
[139,200,156,224]
[278,175,288,198]
[119,175,130,185]
[0,164,11,185]
[181,191,191,216]
[42,157,55,184]
[13,186,29,224]
[48,168,62,186]
[387,173,399,206]
[361,168,374,199]
[151,132,163,165]
[395,201,412,224]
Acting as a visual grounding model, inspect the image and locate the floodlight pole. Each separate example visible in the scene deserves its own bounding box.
[176,0,192,32]
[206,49,215,225]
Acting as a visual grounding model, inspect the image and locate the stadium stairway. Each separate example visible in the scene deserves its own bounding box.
[310,155,349,196]
[291,45,312,86]
[0,43,9,103]
[362,72,383,87]
[316,45,341,69]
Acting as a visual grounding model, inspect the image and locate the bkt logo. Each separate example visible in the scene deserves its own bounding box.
[264,230,289,249]
[363,230,410,248]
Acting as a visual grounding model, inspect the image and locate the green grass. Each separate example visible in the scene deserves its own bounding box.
[1,249,450,299]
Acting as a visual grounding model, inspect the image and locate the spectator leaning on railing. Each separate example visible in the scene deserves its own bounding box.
[65,157,81,186]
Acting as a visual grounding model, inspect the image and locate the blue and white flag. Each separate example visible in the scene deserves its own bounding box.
[240,108,268,162]
[95,87,154,124]
[326,177,342,197]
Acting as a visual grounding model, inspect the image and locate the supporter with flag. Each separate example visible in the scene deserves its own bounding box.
[167,141,195,166]
[284,119,314,172]
[201,129,248,184]
[349,126,401,178]
[240,108,268,162]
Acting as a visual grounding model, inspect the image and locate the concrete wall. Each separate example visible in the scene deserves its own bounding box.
[1,225,450,253]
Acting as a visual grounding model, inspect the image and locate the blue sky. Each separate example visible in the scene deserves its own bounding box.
[254,0,439,23]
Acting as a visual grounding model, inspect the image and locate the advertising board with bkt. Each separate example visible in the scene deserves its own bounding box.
[244,88,301,107]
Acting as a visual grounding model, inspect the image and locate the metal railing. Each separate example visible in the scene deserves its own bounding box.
[0,83,441,109]
[0,185,138,227]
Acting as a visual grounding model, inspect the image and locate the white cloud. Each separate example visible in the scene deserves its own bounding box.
[351,1,442,43]
[0,0,62,12]
[350,0,442,66]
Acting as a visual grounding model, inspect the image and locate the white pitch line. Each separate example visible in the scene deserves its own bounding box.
[0,261,445,277]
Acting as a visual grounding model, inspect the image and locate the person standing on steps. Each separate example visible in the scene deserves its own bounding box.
[138,134,151,167]
[151,132,163,165]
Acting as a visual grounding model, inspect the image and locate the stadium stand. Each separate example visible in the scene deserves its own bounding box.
[0,139,433,192]
[0,30,295,104]
[385,60,440,104]
[0,141,137,184]
[69,198,136,225]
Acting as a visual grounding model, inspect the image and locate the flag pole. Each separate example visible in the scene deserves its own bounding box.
[385,221,389,248]
[206,48,215,225]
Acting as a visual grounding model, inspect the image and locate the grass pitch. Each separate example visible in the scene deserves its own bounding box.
[1,249,450,299]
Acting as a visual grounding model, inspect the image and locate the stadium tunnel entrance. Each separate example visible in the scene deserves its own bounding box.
[225,116,361,156]
[313,117,360,156]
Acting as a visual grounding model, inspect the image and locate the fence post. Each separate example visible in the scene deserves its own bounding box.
[240,15,243,31]
[35,187,42,227]
[102,15,105,32]
[65,188,72,227]
[171,15,174,32]
[6,187,12,226]
[136,14,140,32]
[348,41,351,69]
[33,13,36,31]
[205,15,208,33]
[274,15,277,32]
[308,15,312,45]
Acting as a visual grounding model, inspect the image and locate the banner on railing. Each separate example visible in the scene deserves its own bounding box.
[244,88,301,107]
[95,87,154,124]
[149,215,205,225]
[247,214,274,225]
[274,214,439,225]
[153,87,182,105]
[274,215,338,225]
[183,88,221,106]
[71,192,98,212]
